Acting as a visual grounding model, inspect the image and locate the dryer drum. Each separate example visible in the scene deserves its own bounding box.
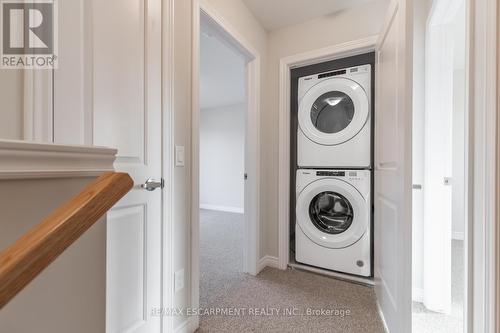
[310,91,355,134]
[308,191,354,235]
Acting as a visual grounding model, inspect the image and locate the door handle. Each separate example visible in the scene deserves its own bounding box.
[141,178,164,191]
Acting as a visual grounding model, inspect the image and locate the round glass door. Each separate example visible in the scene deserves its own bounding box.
[298,78,369,146]
[295,178,368,249]
[309,191,354,234]
[310,92,355,134]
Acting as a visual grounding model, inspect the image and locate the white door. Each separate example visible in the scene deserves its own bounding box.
[374,0,413,332]
[92,0,163,332]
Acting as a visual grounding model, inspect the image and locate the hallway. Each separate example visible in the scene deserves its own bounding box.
[197,209,384,332]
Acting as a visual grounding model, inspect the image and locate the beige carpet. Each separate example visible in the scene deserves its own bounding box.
[197,209,385,333]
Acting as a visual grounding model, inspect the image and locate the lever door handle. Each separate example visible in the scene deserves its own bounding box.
[141,178,164,191]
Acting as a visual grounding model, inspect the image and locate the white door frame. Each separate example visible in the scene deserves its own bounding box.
[277,36,379,270]
[162,0,175,332]
[190,0,261,315]
[467,0,498,332]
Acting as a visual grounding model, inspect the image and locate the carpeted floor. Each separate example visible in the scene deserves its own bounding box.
[197,209,385,333]
[412,240,464,333]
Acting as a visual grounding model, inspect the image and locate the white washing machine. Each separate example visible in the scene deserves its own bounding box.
[297,64,371,168]
[295,169,371,276]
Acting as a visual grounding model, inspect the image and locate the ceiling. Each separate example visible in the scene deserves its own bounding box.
[242,0,378,31]
[200,19,247,109]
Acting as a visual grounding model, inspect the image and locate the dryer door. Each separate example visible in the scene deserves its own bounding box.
[296,178,368,249]
[298,77,369,146]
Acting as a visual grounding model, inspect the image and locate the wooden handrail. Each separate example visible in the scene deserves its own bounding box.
[0,172,133,309]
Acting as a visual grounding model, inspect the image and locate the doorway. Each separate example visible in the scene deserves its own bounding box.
[198,11,248,310]
[411,0,467,331]
[190,0,262,323]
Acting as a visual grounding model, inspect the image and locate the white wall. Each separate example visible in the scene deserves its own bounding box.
[200,19,247,109]
[0,70,23,140]
[200,104,246,212]
[263,0,389,257]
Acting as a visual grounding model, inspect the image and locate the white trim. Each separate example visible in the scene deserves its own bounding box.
[161,0,175,332]
[23,70,54,143]
[277,36,378,270]
[190,0,262,330]
[0,139,116,179]
[199,204,244,214]
[452,231,465,241]
[257,255,279,273]
[468,0,498,332]
[282,35,379,70]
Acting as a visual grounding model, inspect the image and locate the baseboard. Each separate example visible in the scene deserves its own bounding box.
[452,231,464,240]
[200,203,244,214]
[412,287,424,302]
[174,316,198,333]
[257,255,279,273]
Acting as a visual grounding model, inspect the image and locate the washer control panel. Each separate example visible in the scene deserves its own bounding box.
[313,170,365,181]
[316,171,345,177]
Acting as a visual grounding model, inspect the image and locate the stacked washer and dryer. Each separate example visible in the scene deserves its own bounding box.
[295,64,373,277]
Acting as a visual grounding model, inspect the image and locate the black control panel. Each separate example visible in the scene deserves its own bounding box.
[317,69,347,79]
[316,171,345,177]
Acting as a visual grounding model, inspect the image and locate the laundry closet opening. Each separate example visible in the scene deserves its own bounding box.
[287,53,375,283]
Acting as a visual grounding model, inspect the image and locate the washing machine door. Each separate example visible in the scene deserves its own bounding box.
[296,178,368,249]
[298,77,369,146]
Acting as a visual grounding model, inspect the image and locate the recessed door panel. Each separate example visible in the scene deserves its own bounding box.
[93,0,146,163]
[107,205,146,333]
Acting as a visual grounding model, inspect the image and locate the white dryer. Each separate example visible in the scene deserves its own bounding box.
[295,169,371,276]
[297,64,371,168]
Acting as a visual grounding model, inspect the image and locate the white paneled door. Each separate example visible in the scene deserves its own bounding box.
[374,0,413,332]
[92,0,162,332]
